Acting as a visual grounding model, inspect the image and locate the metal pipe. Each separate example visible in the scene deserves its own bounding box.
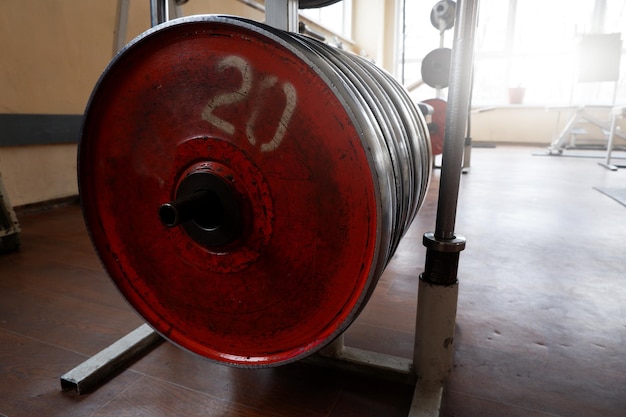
[60,324,163,394]
[434,0,479,241]
[265,0,299,32]
[159,190,212,228]
[113,0,129,56]
[150,0,168,27]
[462,67,475,172]
[412,3,479,405]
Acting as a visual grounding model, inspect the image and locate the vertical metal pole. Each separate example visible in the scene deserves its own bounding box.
[113,0,130,55]
[598,106,621,171]
[434,0,478,242]
[172,0,185,20]
[462,68,475,173]
[411,2,478,416]
[150,0,169,27]
[400,0,407,85]
[435,30,445,99]
[265,0,299,32]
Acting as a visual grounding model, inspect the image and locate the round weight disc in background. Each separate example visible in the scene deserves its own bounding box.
[423,98,447,155]
[430,0,456,31]
[79,16,381,367]
[421,47,452,89]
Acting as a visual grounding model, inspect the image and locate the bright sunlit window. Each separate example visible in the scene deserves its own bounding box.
[397,0,626,106]
[300,0,353,39]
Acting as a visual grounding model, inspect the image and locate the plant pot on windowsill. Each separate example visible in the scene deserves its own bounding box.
[508,87,526,104]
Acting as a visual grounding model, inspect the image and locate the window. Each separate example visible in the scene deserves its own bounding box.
[396,0,453,98]
[300,0,353,39]
[397,0,626,106]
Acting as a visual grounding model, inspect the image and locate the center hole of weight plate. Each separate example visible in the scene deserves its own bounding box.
[159,171,242,248]
[191,190,224,231]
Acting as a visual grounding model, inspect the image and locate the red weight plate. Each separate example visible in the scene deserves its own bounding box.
[79,16,379,367]
[423,98,446,156]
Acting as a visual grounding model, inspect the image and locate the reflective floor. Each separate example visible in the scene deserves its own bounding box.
[1,145,625,416]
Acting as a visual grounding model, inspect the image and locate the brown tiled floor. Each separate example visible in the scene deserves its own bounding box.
[1,145,625,416]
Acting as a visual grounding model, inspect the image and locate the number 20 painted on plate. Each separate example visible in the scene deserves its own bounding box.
[202,56,297,152]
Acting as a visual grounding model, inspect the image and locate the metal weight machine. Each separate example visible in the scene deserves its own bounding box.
[546,33,624,161]
[61,1,478,416]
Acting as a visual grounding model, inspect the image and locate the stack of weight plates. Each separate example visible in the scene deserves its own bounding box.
[78,15,431,367]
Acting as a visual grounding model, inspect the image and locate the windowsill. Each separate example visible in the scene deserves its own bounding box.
[472,104,622,111]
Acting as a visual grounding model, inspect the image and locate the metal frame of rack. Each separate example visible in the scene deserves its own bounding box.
[61,2,478,416]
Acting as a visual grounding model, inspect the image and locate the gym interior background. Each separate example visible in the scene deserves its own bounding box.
[1,0,625,416]
[1,0,626,206]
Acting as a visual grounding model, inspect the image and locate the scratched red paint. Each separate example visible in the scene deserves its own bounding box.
[79,18,380,367]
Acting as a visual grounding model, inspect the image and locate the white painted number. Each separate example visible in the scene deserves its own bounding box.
[246,77,297,152]
[202,56,296,152]
[201,56,252,136]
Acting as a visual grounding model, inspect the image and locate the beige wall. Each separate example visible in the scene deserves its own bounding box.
[0,145,78,207]
[471,106,626,144]
[0,0,262,207]
[0,1,116,206]
[351,0,396,72]
[0,2,113,114]
[472,107,563,144]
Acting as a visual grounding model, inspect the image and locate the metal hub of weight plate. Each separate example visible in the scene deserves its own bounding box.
[423,98,447,155]
[430,0,456,31]
[79,15,431,367]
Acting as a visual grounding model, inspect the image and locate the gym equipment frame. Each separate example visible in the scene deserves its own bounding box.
[598,106,626,171]
[61,1,478,416]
